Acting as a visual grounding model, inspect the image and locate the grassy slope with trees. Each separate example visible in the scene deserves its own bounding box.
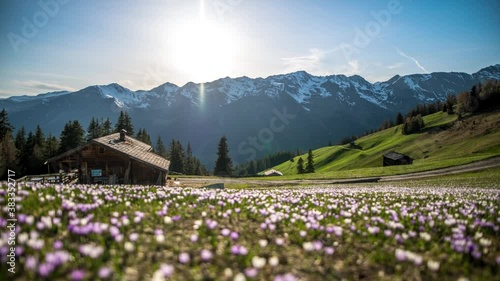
[270,110,500,179]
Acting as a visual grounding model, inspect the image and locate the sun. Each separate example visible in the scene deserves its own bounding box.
[170,19,238,83]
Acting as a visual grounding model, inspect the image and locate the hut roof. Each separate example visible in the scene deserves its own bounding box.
[383,151,411,161]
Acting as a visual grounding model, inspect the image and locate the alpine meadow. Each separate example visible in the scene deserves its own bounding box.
[1,1,499,281]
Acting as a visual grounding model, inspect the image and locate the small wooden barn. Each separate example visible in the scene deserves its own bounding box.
[47,130,170,185]
[383,151,413,166]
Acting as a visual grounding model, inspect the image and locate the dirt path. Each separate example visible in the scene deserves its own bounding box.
[378,156,500,182]
[179,156,500,187]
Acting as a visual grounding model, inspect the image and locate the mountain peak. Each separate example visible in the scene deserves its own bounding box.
[149,82,179,95]
[99,83,129,92]
[474,64,500,80]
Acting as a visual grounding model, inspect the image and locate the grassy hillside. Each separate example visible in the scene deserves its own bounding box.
[270,110,500,179]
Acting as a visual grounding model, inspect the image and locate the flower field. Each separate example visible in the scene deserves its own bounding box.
[1,183,499,281]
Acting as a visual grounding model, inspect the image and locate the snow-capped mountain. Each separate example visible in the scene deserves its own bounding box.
[2,64,499,166]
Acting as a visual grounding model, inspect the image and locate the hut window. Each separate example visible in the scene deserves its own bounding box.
[99,147,105,154]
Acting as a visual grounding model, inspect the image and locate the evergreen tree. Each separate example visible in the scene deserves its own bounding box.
[396,112,404,125]
[136,128,143,140]
[34,125,45,147]
[155,136,167,157]
[114,111,134,135]
[15,126,26,152]
[102,118,113,135]
[87,117,101,141]
[24,129,45,175]
[193,158,201,175]
[44,133,60,160]
[135,128,151,145]
[305,149,315,173]
[296,157,305,174]
[59,120,85,153]
[248,160,257,175]
[31,141,45,175]
[0,109,14,142]
[144,129,152,145]
[136,128,151,144]
[446,95,455,115]
[0,131,17,179]
[115,111,125,132]
[168,139,185,173]
[184,142,195,175]
[214,136,232,176]
[15,127,28,175]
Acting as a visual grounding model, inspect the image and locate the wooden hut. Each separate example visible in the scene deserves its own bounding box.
[383,151,413,166]
[47,130,170,185]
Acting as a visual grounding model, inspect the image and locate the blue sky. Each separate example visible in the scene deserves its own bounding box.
[1,0,499,97]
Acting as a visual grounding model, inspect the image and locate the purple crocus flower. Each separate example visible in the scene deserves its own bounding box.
[200,249,213,261]
[395,249,406,261]
[38,263,54,277]
[53,240,63,250]
[325,247,334,255]
[98,267,112,279]
[313,241,323,251]
[190,234,198,242]
[18,214,27,224]
[25,256,37,270]
[109,226,120,237]
[179,252,190,264]
[230,232,239,240]
[244,267,258,278]
[70,269,85,281]
[160,264,174,277]
[231,245,248,255]
[274,273,298,281]
[129,233,139,242]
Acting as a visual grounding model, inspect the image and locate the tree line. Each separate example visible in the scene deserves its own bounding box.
[165,139,209,176]
[233,151,296,177]
[0,110,208,179]
[456,80,500,115]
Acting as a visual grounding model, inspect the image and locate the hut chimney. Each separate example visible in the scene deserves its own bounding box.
[120,129,127,141]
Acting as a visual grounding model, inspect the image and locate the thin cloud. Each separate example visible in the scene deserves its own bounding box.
[14,80,75,92]
[0,90,17,99]
[396,49,428,73]
[282,48,329,74]
[282,47,362,76]
[388,62,404,69]
[343,60,361,76]
[20,71,83,81]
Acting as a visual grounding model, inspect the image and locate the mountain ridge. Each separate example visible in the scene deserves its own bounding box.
[1,64,499,167]
[4,64,499,107]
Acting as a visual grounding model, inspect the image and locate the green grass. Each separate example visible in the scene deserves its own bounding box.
[383,166,500,188]
[268,111,500,179]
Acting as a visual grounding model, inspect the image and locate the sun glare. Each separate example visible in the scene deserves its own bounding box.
[170,18,238,83]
